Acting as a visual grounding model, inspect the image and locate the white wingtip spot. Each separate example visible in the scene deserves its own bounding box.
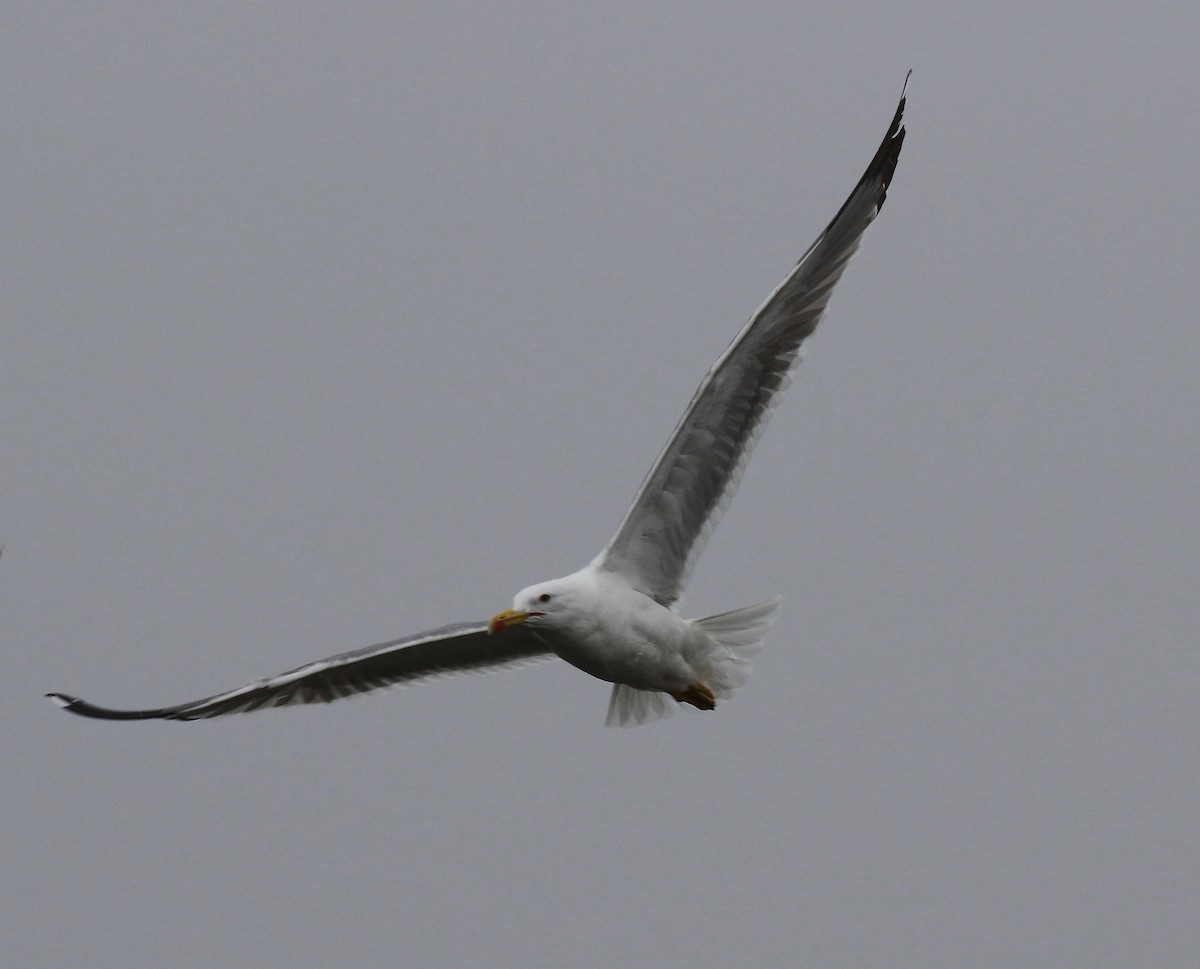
[45,693,74,708]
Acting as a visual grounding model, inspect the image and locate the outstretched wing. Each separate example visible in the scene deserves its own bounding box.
[47,621,551,721]
[593,81,907,605]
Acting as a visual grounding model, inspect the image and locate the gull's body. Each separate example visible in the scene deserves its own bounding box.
[49,82,907,727]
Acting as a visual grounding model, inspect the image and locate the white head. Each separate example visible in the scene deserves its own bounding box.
[487,573,590,637]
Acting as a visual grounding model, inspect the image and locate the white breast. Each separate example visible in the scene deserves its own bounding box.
[547,568,700,692]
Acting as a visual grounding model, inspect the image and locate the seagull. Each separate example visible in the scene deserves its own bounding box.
[48,82,907,727]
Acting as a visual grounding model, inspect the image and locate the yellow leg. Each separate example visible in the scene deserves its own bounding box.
[671,682,716,711]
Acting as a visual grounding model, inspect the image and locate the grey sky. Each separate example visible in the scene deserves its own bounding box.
[5,3,1198,967]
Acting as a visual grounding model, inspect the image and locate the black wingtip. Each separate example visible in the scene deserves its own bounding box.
[818,76,909,239]
[46,692,172,721]
[868,73,909,209]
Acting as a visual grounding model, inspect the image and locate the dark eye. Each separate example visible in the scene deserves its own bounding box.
[538,593,552,604]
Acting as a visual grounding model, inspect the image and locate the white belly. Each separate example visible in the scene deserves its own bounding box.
[549,591,700,692]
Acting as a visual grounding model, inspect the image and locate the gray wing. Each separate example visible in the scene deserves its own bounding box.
[46,621,552,721]
[592,82,907,606]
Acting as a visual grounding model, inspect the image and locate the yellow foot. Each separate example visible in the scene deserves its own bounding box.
[671,682,716,711]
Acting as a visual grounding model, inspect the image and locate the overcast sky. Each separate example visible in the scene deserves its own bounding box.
[5,3,1198,967]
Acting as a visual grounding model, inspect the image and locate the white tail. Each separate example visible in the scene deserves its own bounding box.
[693,596,780,694]
[605,684,675,727]
[605,597,781,727]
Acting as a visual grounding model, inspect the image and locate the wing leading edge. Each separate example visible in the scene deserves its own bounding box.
[47,622,551,721]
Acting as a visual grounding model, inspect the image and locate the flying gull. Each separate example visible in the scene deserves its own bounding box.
[48,82,907,726]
